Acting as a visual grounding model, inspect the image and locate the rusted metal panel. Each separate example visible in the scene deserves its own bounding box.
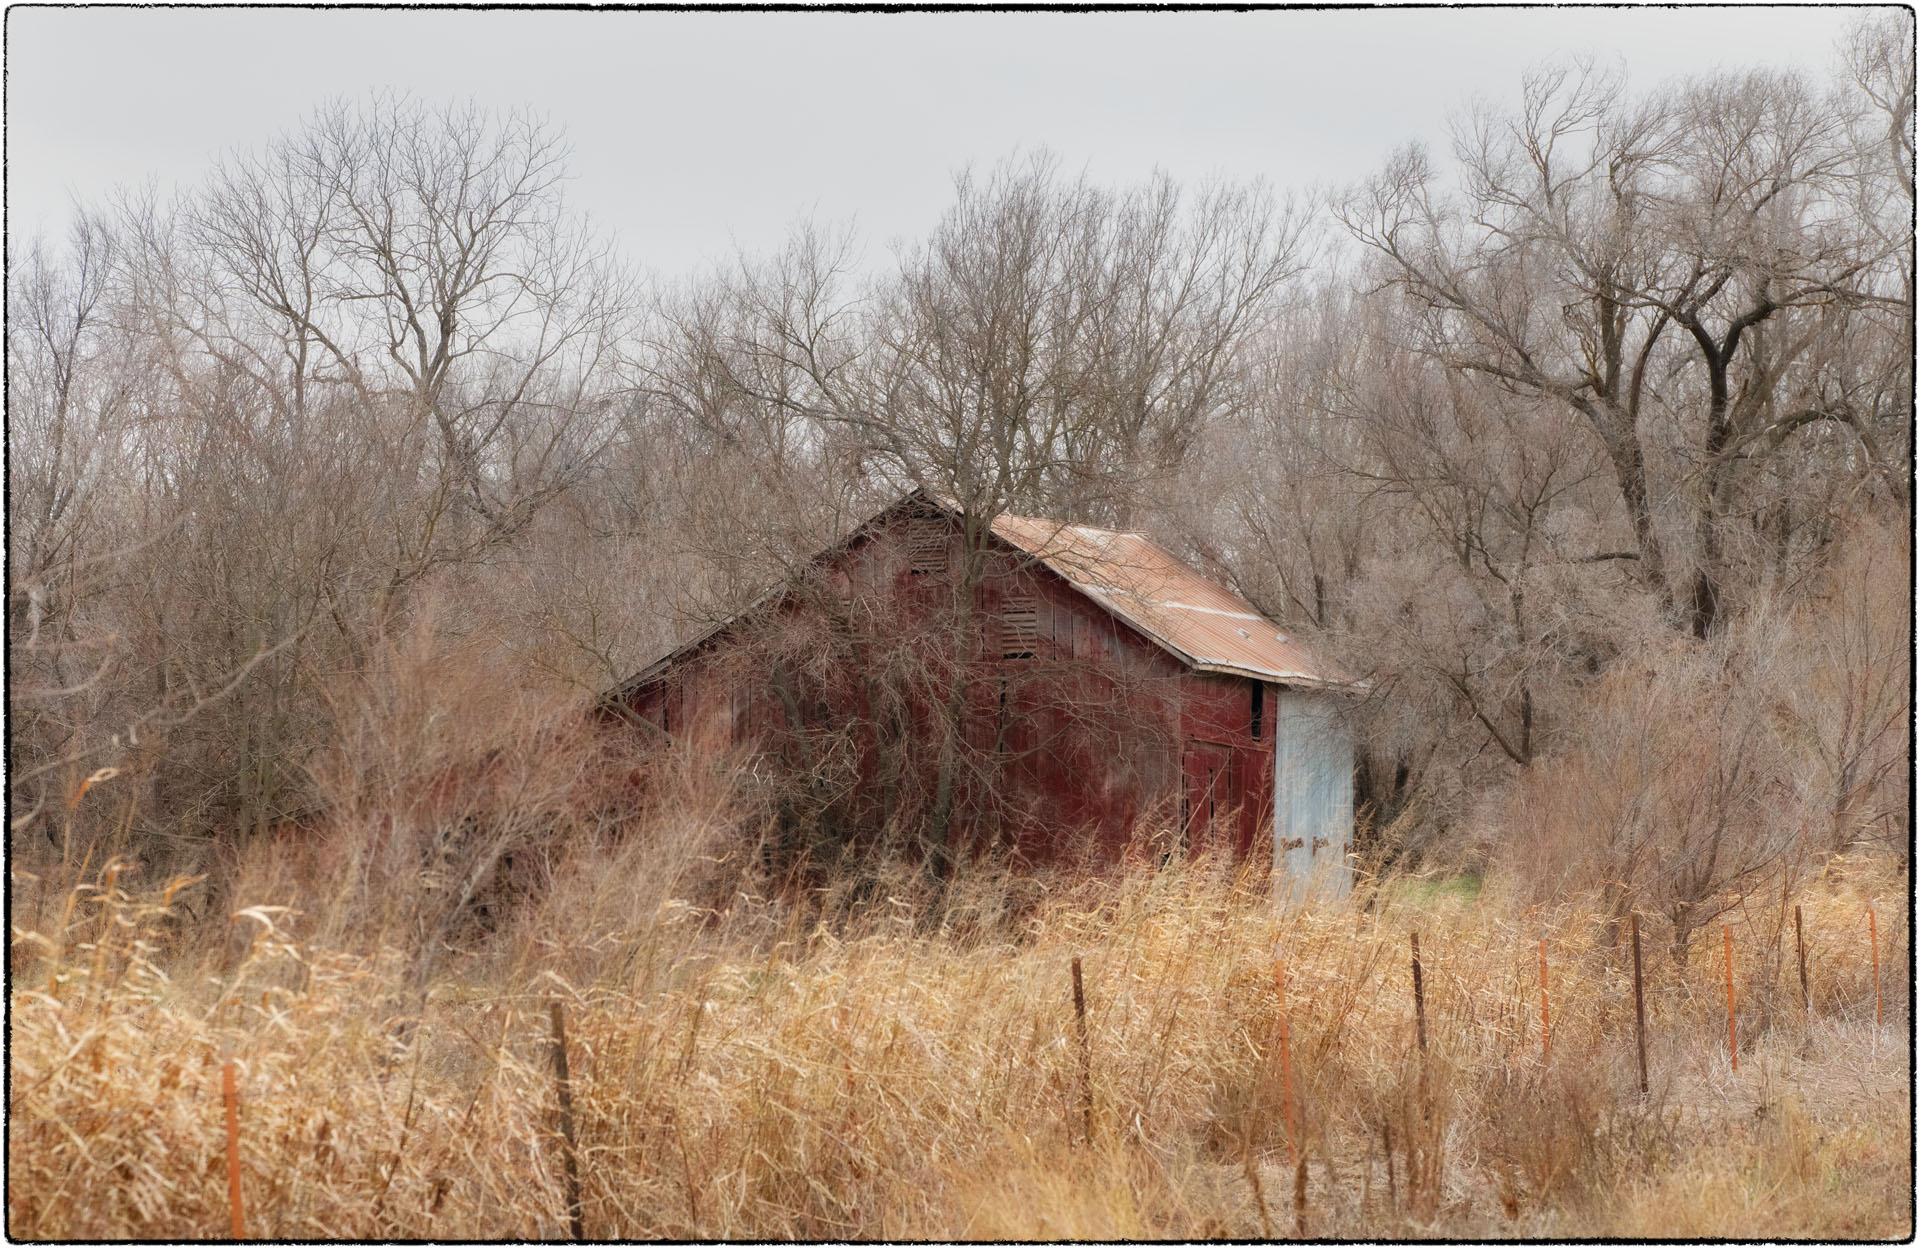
[1273,689,1355,902]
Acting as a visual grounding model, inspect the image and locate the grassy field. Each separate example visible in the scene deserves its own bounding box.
[8,851,1910,1240]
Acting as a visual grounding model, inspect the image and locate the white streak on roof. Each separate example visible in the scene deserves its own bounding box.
[1149,601,1264,621]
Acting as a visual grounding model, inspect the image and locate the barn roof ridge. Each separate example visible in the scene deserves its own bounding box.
[611,490,1360,702]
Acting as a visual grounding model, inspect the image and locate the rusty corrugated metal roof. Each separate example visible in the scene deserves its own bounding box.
[991,513,1358,689]
[613,491,1360,700]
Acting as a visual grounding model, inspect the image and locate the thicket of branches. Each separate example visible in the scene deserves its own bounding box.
[9,19,1911,956]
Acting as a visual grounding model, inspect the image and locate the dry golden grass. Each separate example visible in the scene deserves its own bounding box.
[8,849,1910,1240]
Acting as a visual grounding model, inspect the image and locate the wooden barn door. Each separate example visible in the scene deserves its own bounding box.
[1233,746,1269,859]
[1183,743,1232,856]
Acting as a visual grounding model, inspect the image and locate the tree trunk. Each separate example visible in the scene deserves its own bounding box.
[925,546,982,883]
[1592,407,1672,608]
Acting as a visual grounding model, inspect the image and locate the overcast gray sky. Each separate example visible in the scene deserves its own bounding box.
[6,6,1882,277]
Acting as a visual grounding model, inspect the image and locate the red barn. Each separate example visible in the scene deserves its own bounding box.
[612,493,1359,896]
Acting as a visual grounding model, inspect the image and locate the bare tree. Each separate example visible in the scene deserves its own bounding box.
[1342,60,1901,637]
[187,93,634,569]
[8,215,146,846]
[1502,609,1807,961]
[1782,513,1911,857]
[7,97,637,876]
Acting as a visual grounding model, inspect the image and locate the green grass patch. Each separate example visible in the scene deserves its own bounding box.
[1383,871,1484,910]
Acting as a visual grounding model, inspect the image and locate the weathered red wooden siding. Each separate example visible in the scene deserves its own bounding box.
[622,507,1276,868]
[1178,671,1275,860]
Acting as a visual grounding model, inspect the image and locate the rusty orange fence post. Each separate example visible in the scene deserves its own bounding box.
[1722,925,1737,1073]
[1273,958,1299,1164]
[222,1060,245,1240]
[1868,907,1881,1028]
[1537,938,1551,1067]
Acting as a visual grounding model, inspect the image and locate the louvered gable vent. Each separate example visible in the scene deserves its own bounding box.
[908,518,948,575]
[1002,598,1038,659]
